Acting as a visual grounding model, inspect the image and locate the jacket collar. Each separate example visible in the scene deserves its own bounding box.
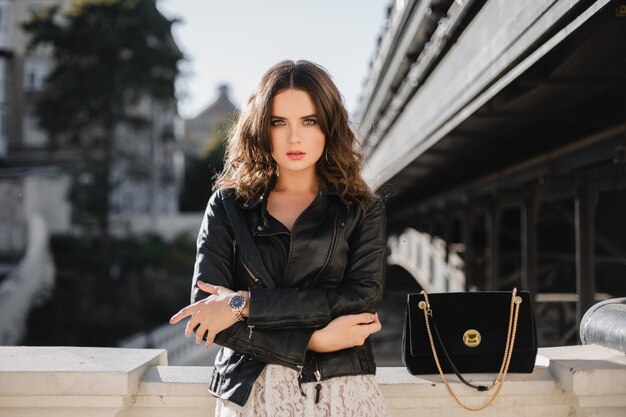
[238,179,342,236]
[238,177,341,210]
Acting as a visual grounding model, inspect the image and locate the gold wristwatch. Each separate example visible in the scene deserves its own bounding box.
[228,291,246,322]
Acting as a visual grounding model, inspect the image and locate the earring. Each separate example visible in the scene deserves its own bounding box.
[325,149,331,164]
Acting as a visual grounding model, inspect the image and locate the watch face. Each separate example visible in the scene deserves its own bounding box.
[229,295,245,310]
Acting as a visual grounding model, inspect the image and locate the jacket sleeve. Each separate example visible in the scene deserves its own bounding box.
[247,197,387,330]
[190,189,234,304]
[190,189,314,367]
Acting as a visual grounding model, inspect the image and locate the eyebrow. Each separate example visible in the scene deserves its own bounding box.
[270,114,318,119]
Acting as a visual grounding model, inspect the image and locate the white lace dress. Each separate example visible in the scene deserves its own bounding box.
[214,363,391,417]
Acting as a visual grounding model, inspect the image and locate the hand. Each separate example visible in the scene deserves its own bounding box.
[307,312,382,352]
[169,281,237,349]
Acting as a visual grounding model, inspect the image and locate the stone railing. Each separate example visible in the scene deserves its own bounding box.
[387,228,466,293]
[1,344,625,416]
[118,320,221,366]
[0,215,55,345]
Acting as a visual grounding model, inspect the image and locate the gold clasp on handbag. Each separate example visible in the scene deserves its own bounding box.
[463,329,481,347]
[418,299,432,316]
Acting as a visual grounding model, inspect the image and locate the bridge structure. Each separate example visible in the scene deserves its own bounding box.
[355,0,626,347]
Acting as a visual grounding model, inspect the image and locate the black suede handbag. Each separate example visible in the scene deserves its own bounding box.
[402,288,537,411]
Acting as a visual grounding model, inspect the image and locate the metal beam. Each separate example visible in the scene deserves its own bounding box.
[486,199,501,291]
[473,111,609,129]
[463,208,474,292]
[518,77,626,88]
[521,191,540,299]
[387,123,626,218]
[575,182,598,329]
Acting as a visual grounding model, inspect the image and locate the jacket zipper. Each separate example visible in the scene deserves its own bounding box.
[314,360,322,404]
[297,357,322,401]
[247,323,256,357]
[234,240,261,285]
[309,211,340,288]
[241,258,261,285]
[297,364,306,396]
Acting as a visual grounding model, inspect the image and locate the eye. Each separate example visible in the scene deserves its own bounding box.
[303,119,317,125]
[270,119,285,127]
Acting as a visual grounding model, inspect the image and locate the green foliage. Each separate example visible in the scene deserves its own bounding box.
[23,232,196,347]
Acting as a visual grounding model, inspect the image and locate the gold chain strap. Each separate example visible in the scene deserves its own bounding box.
[418,288,523,412]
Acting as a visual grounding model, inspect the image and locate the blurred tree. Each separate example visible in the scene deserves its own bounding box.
[22,0,184,279]
[179,116,233,211]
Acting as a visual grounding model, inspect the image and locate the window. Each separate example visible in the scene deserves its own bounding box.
[23,57,49,91]
[27,4,42,16]
[23,113,47,147]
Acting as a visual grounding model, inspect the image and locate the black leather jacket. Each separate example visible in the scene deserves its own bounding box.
[190,184,387,406]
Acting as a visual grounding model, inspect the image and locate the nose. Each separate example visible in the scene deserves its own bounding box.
[288,126,302,143]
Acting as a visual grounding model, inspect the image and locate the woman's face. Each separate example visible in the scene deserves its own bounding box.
[269,88,325,178]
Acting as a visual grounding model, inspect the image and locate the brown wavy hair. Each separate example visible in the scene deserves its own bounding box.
[213,59,375,209]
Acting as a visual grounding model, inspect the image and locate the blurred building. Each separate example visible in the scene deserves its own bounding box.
[0,0,184,344]
[0,0,184,246]
[183,84,237,157]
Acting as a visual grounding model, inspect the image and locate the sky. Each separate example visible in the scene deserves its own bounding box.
[156,0,390,120]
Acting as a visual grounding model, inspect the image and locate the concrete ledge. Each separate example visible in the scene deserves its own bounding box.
[1,345,626,416]
[0,346,167,396]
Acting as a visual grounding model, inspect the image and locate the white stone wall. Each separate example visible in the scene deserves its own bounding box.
[0,345,625,416]
[0,173,71,255]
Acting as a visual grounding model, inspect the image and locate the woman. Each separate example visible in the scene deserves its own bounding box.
[170,59,390,416]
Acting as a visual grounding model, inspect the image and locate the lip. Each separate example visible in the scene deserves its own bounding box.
[286,151,306,160]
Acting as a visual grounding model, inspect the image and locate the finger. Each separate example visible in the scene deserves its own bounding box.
[185,317,199,337]
[195,324,207,344]
[352,312,376,324]
[342,313,365,325]
[197,281,218,294]
[170,305,195,324]
[205,331,216,349]
[362,320,382,335]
